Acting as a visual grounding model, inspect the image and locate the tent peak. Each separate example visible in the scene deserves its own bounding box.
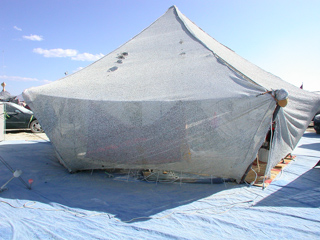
[168,5,180,14]
[169,5,178,10]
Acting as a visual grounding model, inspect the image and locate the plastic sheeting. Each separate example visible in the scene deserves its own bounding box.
[23,6,320,182]
[0,132,320,239]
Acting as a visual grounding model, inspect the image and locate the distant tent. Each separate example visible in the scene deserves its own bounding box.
[23,6,320,182]
[0,82,16,102]
[0,91,15,102]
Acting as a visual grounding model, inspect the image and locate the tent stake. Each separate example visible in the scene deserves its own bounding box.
[0,156,31,191]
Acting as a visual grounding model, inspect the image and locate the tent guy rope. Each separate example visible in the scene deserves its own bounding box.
[0,155,32,192]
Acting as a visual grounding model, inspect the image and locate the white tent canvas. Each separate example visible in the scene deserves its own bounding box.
[23,6,320,182]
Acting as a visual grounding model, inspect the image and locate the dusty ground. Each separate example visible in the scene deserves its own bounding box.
[4,130,49,141]
[306,125,316,133]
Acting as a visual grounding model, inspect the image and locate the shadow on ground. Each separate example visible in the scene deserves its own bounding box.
[0,141,237,222]
[254,133,320,208]
[254,167,320,208]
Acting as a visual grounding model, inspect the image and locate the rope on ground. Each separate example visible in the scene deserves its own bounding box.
[0,200,110,218]
[0,198,254,223]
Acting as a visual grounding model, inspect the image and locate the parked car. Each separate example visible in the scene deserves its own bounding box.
[3,102,43,133]
[314,114,320,134]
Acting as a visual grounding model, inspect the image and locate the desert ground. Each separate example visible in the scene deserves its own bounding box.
[4,130,49,141]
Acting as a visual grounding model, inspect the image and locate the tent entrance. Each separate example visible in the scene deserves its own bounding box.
[244,153,295,188]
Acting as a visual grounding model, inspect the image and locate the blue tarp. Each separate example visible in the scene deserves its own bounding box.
[0,132,319,239]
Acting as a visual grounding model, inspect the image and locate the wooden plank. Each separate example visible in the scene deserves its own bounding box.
[245,156,294,187]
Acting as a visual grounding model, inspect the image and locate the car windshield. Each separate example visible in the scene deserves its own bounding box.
[6,102,33,114]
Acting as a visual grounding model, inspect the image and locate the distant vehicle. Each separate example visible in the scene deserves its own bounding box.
[3,102,43,133]
[314,114,320,134]
[312,109,320,121]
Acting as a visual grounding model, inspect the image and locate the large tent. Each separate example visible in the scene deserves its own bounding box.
[23,6,320,182]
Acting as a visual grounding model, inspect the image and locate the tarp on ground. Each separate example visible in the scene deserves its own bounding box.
[0,132,320,239]
[23,6,320,182]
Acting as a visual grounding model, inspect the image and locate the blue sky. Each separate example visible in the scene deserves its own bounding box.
[1,0,320,96]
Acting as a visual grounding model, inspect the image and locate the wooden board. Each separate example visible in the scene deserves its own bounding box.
[245,155,295,187]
